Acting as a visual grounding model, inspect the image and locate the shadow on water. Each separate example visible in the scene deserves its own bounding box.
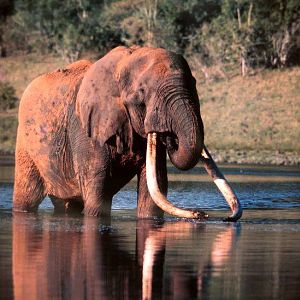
[0,212,300,300]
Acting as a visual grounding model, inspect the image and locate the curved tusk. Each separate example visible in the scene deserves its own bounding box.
[146,133,207,219]
[201,146,243,221]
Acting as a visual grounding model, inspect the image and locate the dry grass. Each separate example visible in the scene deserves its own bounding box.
[0,53,67,99]
[197,68,300,152]
[0,54,68,153]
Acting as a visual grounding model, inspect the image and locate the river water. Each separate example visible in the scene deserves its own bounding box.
[1,163,300,299]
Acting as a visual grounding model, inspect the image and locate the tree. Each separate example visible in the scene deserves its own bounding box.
[253,0,300,67]
[213,0,300,71]
[0,0,15,56]
[14,0,125,61]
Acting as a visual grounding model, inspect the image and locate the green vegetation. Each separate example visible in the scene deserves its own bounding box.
[0,116,18,153]
[0,0,299,164]
[0,81,18,111]
[1,0,299,68]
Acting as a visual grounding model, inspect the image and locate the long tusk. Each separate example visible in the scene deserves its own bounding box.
[146,133,207,219]
[201,146,243,221]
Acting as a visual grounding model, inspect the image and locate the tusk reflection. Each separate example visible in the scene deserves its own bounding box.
[141,221,193,300]
[210,226,237,275]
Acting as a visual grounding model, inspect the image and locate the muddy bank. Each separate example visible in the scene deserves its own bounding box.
[1,149,299,167]
[210,149,300,166]
[0,154,14,166]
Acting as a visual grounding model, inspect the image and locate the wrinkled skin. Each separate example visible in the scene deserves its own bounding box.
[13,46,242,220]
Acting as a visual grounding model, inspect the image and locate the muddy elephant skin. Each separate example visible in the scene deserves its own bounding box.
[13,46,242,220]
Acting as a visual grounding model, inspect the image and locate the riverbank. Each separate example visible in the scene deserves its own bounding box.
[208,149,300,166]
[1,148,299,167]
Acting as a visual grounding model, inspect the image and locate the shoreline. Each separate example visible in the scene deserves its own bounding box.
[1,149,299,167]
[209,149,300,166]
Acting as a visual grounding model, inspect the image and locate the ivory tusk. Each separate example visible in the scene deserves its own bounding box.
[201,146,243,221]
[146,133,207,219]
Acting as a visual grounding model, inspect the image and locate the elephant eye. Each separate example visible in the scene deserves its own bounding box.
[138,88,145,100]
[136,90,146,110]
[139,102,145,109]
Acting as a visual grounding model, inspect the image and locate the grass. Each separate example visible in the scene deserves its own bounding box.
[198,68,300,154]
[0,53,299,164]
[0,54,68,154]
[0,53,67,99]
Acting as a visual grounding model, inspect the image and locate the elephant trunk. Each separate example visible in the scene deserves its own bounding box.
[167,97,204,170]
[146,132,207,219]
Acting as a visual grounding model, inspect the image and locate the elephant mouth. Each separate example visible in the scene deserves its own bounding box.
[159,132,178,154]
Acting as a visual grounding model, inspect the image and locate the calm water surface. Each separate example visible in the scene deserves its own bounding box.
[0,164,300,299]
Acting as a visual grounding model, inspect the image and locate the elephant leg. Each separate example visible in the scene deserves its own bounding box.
[81,175,113,217]
[50,196,84,215]
[13,149,45,212]
[137,142,167,219]
[50,196,65,213]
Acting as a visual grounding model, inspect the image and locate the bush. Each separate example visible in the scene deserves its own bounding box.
[0,81,18,111]
[0,116,18,153]
[13,0,126,61]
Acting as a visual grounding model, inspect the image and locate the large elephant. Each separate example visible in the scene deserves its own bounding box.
[13,46,242,221]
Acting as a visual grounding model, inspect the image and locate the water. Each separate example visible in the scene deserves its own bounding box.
[1,164,300,299]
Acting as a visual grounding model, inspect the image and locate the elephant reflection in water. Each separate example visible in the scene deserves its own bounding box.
[140,222,237,299]
[13,215,237,300]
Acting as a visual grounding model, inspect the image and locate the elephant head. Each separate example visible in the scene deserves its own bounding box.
[76,46,242,221]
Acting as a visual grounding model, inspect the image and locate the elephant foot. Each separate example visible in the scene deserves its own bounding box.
[65,200,84,215]
[13,203,39,213]
[82,205,111,218]
[82,206,100,217]
[51,197,84,216]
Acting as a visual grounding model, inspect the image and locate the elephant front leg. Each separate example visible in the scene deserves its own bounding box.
[50,196,84,215]
[137,144,167,219]
[81,175,113,217]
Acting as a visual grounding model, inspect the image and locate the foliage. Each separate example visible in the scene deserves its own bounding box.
[0,0,15,57]
[208,0,300,70]
[0,82,18,111]
[0,0,14,22]
[0,116,18,153]
[157,0,222,52]
[252,0,300,67]
[10,0,126,61]
[0,0,299,70]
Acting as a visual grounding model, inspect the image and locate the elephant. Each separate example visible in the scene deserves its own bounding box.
[13,46,242,221]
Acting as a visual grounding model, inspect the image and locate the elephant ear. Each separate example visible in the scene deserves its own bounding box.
[76,47,133,154]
